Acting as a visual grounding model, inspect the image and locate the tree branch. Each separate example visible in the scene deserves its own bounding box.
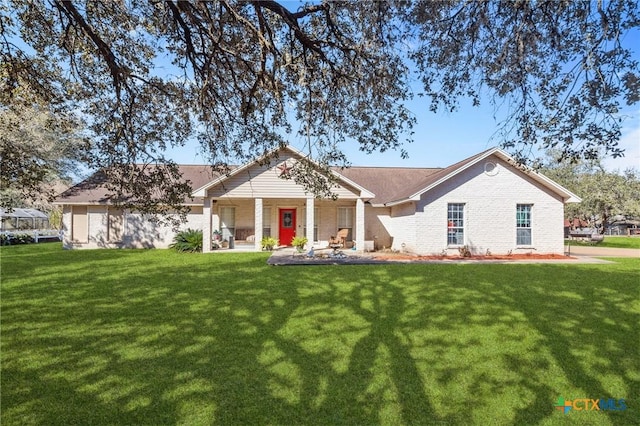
[53,0,127,99]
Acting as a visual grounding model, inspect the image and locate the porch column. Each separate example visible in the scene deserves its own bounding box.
[306,197,315,247]
[356,198,365,252]
[203,197,212,253]
[254,198,263,251]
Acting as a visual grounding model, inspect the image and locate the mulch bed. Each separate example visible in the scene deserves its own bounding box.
[372,253,573,262]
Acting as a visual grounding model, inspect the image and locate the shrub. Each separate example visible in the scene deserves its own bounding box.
[291,236,308,251]
[169,229,203,253]
[261,236,279,251]
[458,245,471,257]
[1,233,35,245]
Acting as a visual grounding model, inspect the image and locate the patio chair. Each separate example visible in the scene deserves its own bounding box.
[329,228,349,249]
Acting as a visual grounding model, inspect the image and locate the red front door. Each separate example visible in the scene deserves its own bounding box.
[279,208,296,246]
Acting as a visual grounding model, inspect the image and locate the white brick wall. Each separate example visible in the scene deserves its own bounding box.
[387,202,416,252]
[364,206,392,250]
[412,155,565,255]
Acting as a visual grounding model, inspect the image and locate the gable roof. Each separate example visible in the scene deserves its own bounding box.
[337,147,581,206]
[385,147,580,205]
[191,145,375,199]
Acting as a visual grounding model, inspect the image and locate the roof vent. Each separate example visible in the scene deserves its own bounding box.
[484,161,499,176]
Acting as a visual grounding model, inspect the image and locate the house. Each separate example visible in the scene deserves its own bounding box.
[55,146,581,255]
[606,219,640,236]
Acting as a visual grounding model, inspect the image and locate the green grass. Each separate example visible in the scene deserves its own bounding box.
[2,243,638,425]
[566,236,640,249]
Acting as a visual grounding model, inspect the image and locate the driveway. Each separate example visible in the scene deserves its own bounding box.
[565,245,640,258]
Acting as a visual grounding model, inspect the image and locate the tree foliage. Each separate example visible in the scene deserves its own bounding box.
[1,1,638,216]
[542,151,640,229]
[0,103,86,207]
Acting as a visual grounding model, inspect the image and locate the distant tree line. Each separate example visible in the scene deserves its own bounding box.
[542,151,640,232]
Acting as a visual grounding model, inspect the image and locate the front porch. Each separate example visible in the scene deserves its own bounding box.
[202,197,366,253]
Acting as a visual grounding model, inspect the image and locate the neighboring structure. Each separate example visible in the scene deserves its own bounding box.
[606,219,640,236]
[0,208,50,231]
[55,146,581,255]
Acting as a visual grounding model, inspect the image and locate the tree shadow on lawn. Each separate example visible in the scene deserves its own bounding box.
[2,254,638,425]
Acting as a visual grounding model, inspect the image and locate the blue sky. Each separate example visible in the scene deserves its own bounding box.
[166,94,639,171]
[161,17,640,172]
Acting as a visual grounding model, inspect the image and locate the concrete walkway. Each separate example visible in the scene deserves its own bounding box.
[564,245,640,258]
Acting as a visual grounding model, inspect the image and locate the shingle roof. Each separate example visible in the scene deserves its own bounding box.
[56,165,227,205]
[335,148,495,205]
[55,146,580,206]
[333,167,441,205]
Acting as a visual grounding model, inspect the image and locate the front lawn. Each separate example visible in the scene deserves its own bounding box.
[566,236,640,249]
[1,244,638,425]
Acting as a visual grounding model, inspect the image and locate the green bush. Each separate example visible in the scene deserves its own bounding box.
[1,233,35,245]
[169,229,203,253]
[291,236,308,251]
[261,236,278,251]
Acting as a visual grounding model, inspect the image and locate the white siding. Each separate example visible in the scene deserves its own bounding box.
[411,155,565,255]
[207,154,360,199]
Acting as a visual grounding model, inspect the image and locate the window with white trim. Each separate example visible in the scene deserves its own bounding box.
[262,207,271,237]
[447,203,465,245]
[516,204,532,245]
[337,207,354,241]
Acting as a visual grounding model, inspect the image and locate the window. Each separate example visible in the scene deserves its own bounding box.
[35,217,49,229]
[17,217,33,229]
[219,206,236,240]
[262,207,271,237]
[516,204,532,245]
[337,207,354,241]
[302,207,319,241]
[447,203,464,245]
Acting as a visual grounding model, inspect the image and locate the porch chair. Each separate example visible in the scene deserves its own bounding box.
[328,228,350,249]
